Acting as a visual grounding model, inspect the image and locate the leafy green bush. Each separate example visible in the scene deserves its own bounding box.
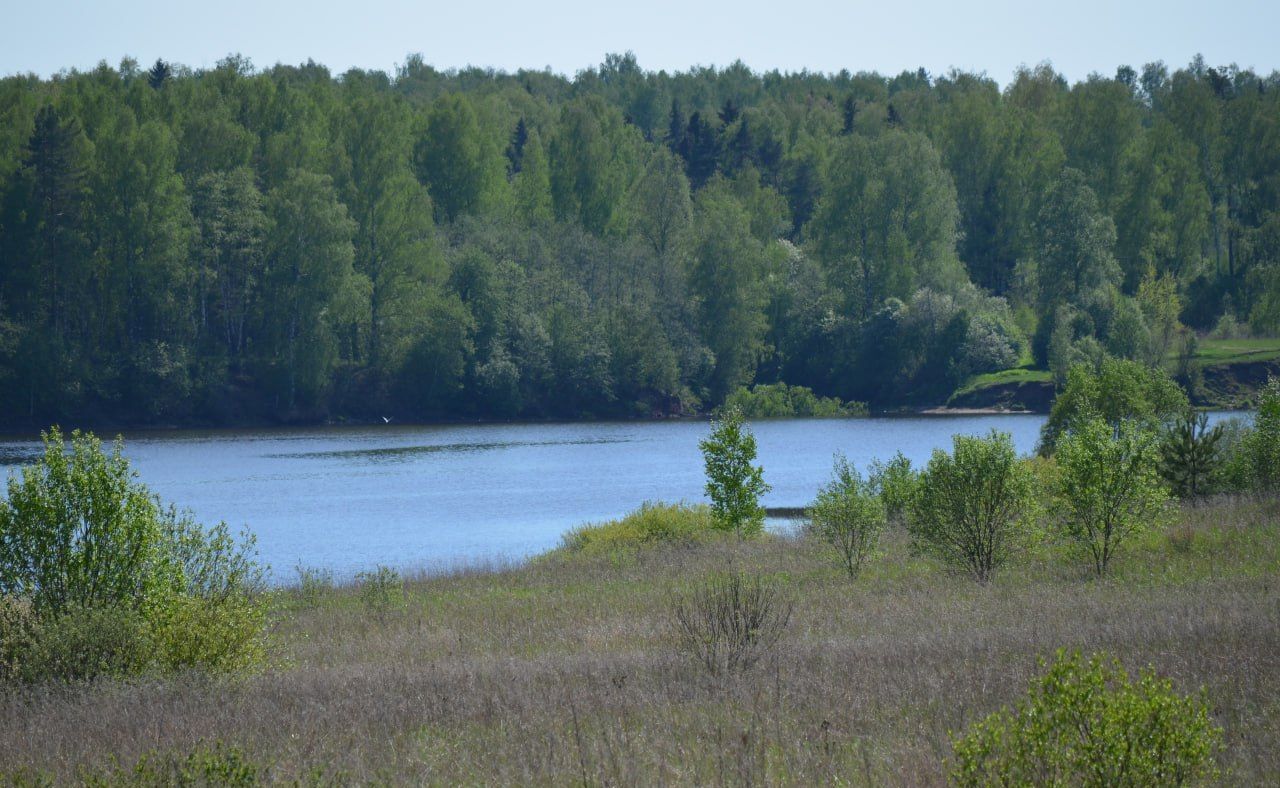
[952,650,1223,787]
[18,605,153,683]
[1056,418,1171,576]
[0,595,37,683]
[0,429,170,615]
[867,451,920,524]
[0,428,267,682]
[149,594,266,673]
[700,407,770,536]
[560,502,718,554]
[721,383,868,418]
[356,565,406,615]
[1241,375,1280,492]
[909,430,1038,583]
[808,455,885,577]
[80,741,265,787]
[292,564,336,607]
[672,571,793,677]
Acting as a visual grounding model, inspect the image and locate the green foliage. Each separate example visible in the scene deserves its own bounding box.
[671,571,792,677]
[80,742,265,787]
[148,593,266,674]
[951,650,1223,787]
[1240,376,1280,492]
[699,408,770,536]
[1159,410,1225,500]
[1039,358,1188,455]
[292,565,336,607]
[808,456,885,577]
[0,428,266,682]
[0,595,37,683]
[1,56,1277,424]
[17,605,153,683]
[867,451,920,524]
[909,430,1037,583]
[0,428,169,615]
[560,502,717,555]
[1055,418,1171,576]
[721,382,867,418]
[356,565,406,615]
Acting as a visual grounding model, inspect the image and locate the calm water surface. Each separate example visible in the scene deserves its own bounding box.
[0,413,1245,580]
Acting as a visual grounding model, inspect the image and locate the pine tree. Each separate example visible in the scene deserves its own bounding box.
[147,59,172,90]
[1158,410,1224,500]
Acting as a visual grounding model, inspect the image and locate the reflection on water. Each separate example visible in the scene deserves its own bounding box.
[267,437,632,463]
[0,413,1247,581]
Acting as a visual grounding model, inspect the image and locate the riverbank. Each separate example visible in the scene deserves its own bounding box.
[2,495,1276,784]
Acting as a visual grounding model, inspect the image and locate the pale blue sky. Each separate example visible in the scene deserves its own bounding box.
[4,0,1278,85]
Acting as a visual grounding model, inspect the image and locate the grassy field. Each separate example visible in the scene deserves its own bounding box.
[1,498,1278,785]
[1184,337,1280,366]
[953,337,1280,407]
[950,364,1053,399]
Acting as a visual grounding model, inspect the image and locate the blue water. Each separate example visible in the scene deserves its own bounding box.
[0,413,1248,580]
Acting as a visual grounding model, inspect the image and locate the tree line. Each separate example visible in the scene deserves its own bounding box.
[1,52,1277,425]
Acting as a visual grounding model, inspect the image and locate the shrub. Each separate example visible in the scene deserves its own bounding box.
[700,407,770,536]
[672,572,792,677]
[560,502,717,554]
[0,428,169,616]
[1159,410,1225,500]
[80,741,265,786]
[18,605,153,683]
[1241,375,1280,492]
[867,451,920,524]
[356,565,406,615]
[721,382,868,418]
[909,430,1037,583]
[0,428,267,681]
[0,595,37,684]
[808,455,885,577]
[149,593,266,673]
[951,650,1223,787]
[1056,418,1171,576]
[293,564,336,607]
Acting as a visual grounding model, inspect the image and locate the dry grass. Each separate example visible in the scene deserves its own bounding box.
[1,496,1278,785]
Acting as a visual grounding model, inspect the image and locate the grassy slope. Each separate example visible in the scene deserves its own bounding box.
[1183,337,1280,365]
[2,499,1278,784]
[952,337,1280,407]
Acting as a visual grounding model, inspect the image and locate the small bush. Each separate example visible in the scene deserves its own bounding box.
[293,564,336,607]
[951,650,1223,787]
[19,605,153,683]
[0,428,267,683]
[356,565,406,615]
[149,594,266,673]
[561,502,718,554]
[808,455,885,577]
[0,595,37,683]
[80,741,265,786]
[909,430,1038,583]
[672,572,792,677]
[1056,418,1171,576]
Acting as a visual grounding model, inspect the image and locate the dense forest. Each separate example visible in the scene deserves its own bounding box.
[0,53,1277,425]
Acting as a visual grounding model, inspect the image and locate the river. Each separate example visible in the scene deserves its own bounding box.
[0,412,1248,580]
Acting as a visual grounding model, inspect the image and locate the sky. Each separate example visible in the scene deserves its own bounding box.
[4,0,1279,86]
